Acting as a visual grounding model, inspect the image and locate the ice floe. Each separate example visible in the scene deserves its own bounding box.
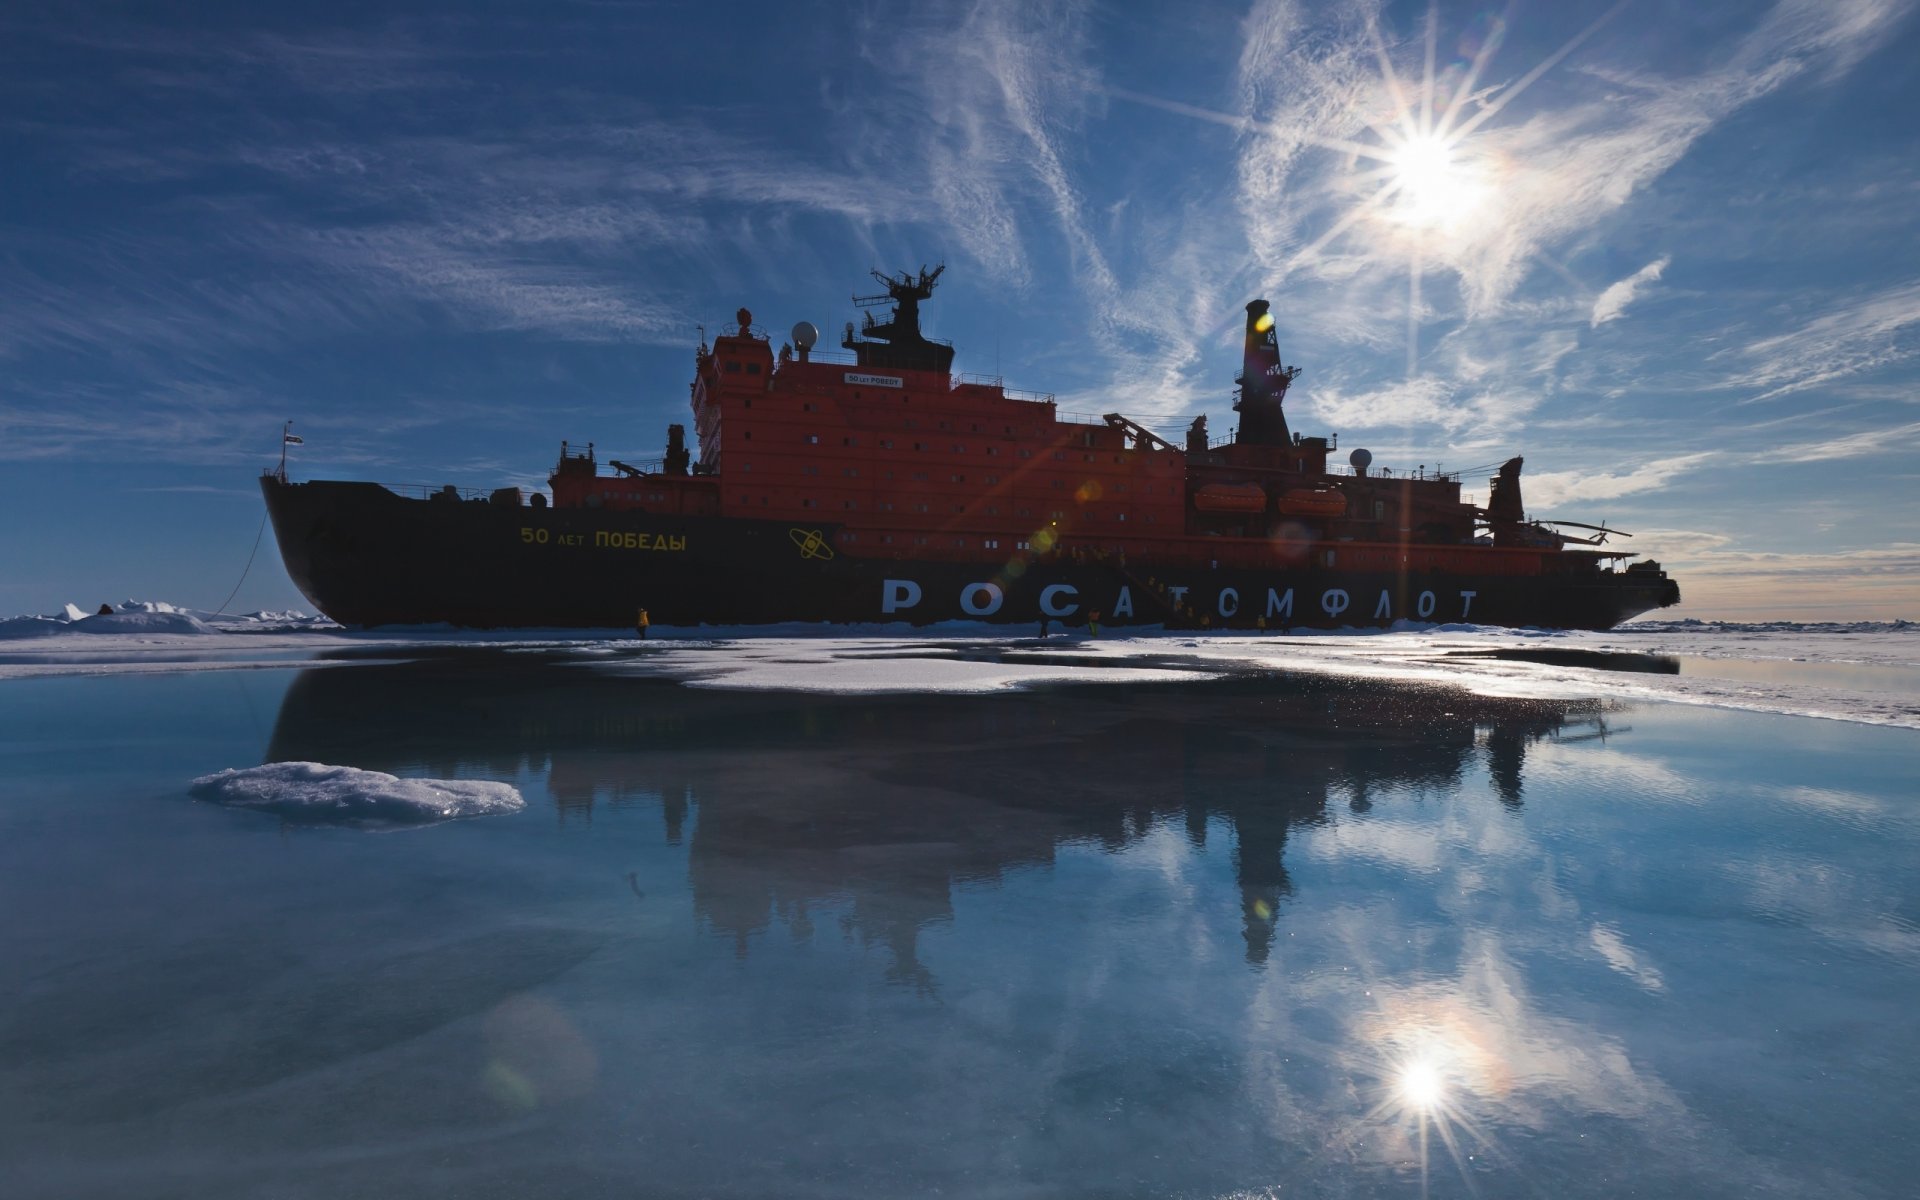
[189,762,524,827]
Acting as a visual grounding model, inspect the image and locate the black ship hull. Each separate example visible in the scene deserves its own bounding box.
[263,477,1680,631]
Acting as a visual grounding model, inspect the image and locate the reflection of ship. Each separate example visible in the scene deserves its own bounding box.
[266,655,1600,975]
[261,267,1679,630]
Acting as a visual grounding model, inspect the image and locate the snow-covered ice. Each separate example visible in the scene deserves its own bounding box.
[3,600,1917,728]
[188,762,525,827]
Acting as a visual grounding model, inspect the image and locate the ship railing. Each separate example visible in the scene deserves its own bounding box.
[950,373,1057,404]
[1319,464,1459,481]
[1004,386,1057,404]
[384,483,504,502]
[722,322,772,341]
[1053,409,1113,426]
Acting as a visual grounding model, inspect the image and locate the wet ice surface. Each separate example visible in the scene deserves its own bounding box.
[1,619,1917,728]
[2,647,1918,1199]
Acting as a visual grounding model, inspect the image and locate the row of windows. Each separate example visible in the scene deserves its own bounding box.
[844,534,1037,549]
[745,495,1155,523]
[732,425,1173,469]
[736,462,1167,497]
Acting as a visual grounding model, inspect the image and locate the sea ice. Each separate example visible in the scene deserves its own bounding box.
[189,761,525,827]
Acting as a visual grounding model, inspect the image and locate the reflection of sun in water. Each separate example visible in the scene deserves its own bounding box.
[1399,1056,1445,1111]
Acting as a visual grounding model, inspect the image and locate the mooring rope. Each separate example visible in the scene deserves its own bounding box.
[210,508,269,618]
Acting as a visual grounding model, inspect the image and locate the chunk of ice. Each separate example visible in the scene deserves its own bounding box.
[189,762,524,827]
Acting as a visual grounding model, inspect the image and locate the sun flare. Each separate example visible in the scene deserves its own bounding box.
[1385,133,1486,230]
[1399,1057,1445,1111]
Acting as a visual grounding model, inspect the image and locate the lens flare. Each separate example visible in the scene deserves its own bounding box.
[1399,1057,1444,1111]
[1386,134,1485,229]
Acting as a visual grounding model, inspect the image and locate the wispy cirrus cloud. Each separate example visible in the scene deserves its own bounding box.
[1522,453,1715,510]
[1750,418,1920,463]
[1591,256,1671,327]
[1721,281,1920,403]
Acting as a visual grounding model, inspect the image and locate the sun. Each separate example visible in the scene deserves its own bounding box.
[1385,133,1486,230]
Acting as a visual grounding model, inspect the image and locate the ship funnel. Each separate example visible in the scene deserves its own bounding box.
[1486,456,1525,524]
[1233,299,1297,448]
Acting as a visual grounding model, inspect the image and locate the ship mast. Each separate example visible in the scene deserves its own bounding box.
[841,265,956,374]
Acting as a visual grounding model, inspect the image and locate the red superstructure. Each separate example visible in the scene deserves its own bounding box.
[551,266,1633,582]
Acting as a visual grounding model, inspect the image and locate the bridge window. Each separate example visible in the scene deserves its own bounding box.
[806,434,819,444]
[882,535,893,544]
[951,474,964,483]
[985,538,1000,549]
[844,500,857,509]
[953,537,967,547]
[747,363,761,374]
[881,439,894,450]
[844,468,859,477]
[1018,449,1032,459]
[986,446,999,456]
[802,498,816,508]
[1324,550,1336,567]
[743,430,751,440]
[724,361,740,373]
[1016,540,1030,550]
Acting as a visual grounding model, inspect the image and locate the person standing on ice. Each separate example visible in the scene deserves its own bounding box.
[1087,610,1101,639]
[636,607,650,639]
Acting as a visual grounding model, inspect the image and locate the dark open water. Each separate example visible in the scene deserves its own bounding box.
[2,651,1916,1198]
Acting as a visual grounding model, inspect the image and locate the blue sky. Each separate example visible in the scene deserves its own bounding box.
[4,0,1917,619]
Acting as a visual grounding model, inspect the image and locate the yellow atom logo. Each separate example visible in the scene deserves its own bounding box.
[789,528,835,560]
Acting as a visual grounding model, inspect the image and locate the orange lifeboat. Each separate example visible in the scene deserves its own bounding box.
[1276,486,1346,517]
[1193,483,1267,513]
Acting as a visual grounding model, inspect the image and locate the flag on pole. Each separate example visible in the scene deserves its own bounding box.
[284,433,304,444]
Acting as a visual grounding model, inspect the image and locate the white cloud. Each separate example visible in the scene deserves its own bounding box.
[1590,256,1671,327]
[1750,418,1920,463]
[1724,281,1920,402]
[1522,452,1714,509]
